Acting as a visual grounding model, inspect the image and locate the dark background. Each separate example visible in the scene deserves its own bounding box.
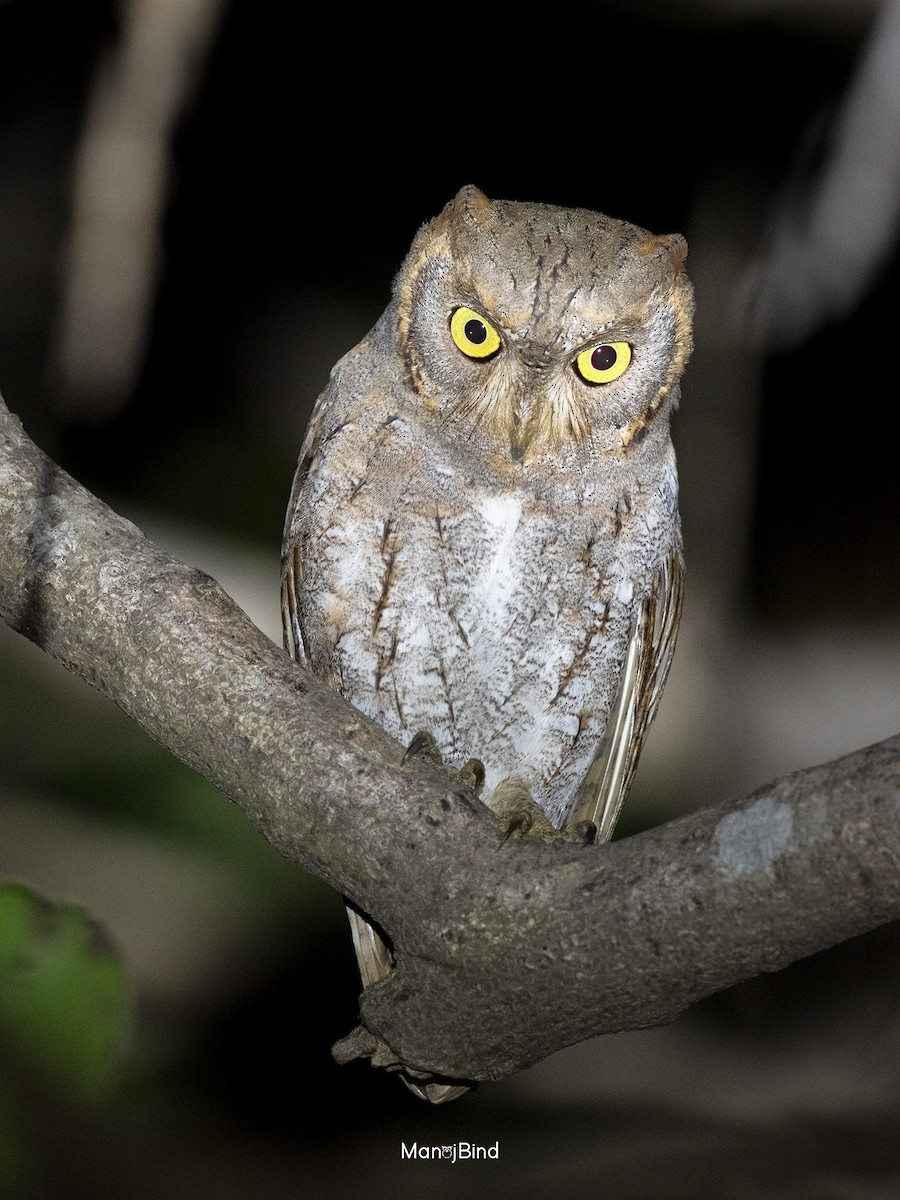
[0,0,898,1196]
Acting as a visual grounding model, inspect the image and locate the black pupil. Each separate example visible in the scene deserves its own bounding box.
[591,344,617,372]
[464,318,488,345]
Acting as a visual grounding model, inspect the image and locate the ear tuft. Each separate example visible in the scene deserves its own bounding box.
[451,184,492,222]
[636,232,688,271]
[458,186,494,217]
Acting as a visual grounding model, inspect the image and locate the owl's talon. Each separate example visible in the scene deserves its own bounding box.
[500,812,560,844]
[458,757,485,796]
[566,819,598,845]
[489,777,559,843]
[497,814,526,846]
[403,735,484,797]
[402,730,441,767]
[490,778,598,845]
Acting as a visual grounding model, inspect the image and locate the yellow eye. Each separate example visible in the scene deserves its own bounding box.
[450,306,501,359]
[575,341,632,384]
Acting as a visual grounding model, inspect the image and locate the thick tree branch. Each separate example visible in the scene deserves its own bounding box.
[1,393,899,1090]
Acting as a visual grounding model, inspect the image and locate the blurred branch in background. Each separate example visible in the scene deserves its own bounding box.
[645,0,900,828]
[49,0,225,419]
[737,0,900,347]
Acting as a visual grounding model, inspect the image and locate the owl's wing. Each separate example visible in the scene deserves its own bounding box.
[280,424,318,666]
[570,546,683,843]
[281,429,397,985]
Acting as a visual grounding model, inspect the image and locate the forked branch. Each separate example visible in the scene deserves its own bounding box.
[1,394,898,1090]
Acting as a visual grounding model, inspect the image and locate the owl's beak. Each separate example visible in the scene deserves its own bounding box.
[509,415,538,460]
[507,375,548,459]
[472,360,570,458]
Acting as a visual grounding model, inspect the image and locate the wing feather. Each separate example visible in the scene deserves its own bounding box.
[281,444,398,947]
[570,546,683,841]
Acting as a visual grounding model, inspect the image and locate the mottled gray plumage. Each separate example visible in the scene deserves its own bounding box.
[281,186,693,1100]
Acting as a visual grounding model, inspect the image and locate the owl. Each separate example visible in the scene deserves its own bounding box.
[282,186,693,1100]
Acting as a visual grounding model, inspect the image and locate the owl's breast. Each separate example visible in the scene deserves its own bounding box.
[294,411,678,821]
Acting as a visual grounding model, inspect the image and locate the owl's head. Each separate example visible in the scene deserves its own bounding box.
[394,186,693,464]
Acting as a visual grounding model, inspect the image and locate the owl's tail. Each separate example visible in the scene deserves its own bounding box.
[346,903,393,987]
[345,903,469,1104]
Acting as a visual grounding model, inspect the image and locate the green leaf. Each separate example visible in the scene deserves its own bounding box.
[0,883,129,1103]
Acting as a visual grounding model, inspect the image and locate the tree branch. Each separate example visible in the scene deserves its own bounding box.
[1,393,898,1090]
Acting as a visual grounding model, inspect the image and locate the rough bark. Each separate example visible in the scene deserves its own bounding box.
[1,393,899,1090]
